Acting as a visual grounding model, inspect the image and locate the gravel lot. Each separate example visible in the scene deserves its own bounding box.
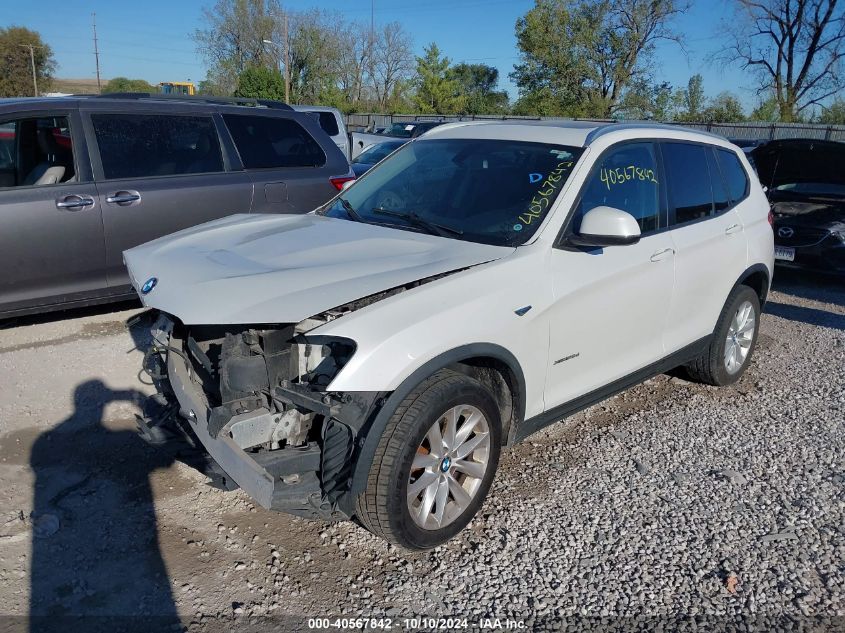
[0,269,843,632]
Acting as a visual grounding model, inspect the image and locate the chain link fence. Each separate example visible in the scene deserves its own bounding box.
[345,113,845,142]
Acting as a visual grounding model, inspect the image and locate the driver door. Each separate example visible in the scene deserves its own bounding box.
[544,141,675,409]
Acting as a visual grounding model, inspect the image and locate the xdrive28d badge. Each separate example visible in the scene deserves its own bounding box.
[126,120,773,550]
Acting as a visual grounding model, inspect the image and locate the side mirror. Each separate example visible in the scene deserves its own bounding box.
[567,206,642,247]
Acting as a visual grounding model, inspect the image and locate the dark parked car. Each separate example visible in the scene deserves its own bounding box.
[350,139,406,176]
[0,94,352,319]
[751,139,845,275]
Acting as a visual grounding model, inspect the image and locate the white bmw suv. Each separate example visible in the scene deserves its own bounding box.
[126,121,774,549]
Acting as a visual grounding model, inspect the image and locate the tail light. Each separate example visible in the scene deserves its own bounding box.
[330,176,355,191]
[767,208,774,227]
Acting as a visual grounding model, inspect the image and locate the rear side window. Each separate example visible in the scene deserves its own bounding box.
[576,142,661,233]
[662,142,713,225]
[316,112,339,136]
[223,114,326,169]
[715,148,750,203]
[91,114,223,179]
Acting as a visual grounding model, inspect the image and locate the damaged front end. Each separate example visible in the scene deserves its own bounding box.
[142,312,382,520]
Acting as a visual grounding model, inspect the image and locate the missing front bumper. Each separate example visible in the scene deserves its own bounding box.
[148,324,379,520]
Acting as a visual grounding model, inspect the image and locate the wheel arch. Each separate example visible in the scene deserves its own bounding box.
[341,343,526,512]
[735,263,771,307]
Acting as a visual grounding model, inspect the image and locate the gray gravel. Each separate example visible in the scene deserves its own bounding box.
[0,271,843,631]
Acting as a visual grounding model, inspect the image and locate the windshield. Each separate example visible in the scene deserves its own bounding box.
[385,122,421,138]
[352,141,405,164]
[319,138,583,246]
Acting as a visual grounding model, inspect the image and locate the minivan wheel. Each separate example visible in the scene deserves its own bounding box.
[355,369,501,550]
[685,284,761,386]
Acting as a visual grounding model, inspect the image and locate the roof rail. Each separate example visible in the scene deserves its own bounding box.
[78,92,293,110]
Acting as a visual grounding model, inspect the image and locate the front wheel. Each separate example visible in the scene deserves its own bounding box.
[355,369,501,550]
[685,284,761,386]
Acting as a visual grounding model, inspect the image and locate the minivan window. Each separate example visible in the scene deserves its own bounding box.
[577,142,661,233]
[92,114,223,180]
[223,114,326,169]
[663,142,713,225]
[715,148,750,203]
[0,116,76,188]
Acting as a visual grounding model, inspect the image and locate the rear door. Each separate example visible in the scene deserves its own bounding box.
[0,109,107,314]
[84,110,254,289]
[221,112,344,214]
[661,142,748,353]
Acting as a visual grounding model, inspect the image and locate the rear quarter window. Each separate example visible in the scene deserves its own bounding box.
[715,148,750,203]
[223,114,326,169]
[316,112,340,136]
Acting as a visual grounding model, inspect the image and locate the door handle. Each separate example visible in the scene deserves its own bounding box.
[725,223,742,235]
[105,191,141,205]
[650,247,675,262]
[56,195,95,209]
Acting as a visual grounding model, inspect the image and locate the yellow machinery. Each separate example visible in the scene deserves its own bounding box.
[159,82,196,96]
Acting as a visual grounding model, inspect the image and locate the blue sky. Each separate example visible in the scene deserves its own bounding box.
[4,0,758,108]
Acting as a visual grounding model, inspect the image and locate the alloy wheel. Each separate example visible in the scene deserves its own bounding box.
[724,300,755,374]
[407,404,491,530]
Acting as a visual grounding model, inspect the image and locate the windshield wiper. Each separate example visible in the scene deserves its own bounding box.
[372,207,464,238]
[338,197,363,222]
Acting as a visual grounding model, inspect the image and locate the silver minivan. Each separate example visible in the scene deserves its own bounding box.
[0,94,352,319]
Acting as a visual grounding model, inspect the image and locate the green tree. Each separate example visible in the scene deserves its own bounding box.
[818,99,845,124]
[0,26,55,97]
[511,0,685,118]
[103,77,155,93]
[412,43,465,114]
[616,79,673,120]
[451,63,509,114]
[234,65,285,99]
[673,74,705,121]
[702,92,745,122]
[749,95,780,122]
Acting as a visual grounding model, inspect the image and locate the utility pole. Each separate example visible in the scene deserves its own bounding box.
[19,44,39,97]
[283,13,290,104]
[92,13,102,92]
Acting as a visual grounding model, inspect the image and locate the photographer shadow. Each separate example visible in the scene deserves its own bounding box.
[29,379,182,632]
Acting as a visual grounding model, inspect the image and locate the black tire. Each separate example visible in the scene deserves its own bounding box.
[685,284,761,386]
[355,369,502,550]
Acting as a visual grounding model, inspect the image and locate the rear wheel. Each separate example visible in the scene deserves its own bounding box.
[355,369,501,550]
[685,284,761,386]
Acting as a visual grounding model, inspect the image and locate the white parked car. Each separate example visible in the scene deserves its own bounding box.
[126,121,774,549]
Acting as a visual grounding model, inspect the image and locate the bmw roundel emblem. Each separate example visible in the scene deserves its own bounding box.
[141,277,158,295]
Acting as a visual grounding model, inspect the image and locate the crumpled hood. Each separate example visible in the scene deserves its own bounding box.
[124,213,513,325]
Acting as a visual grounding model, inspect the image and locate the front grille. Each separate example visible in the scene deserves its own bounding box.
[773,224,831,247]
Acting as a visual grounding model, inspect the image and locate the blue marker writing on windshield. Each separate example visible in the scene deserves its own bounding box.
[529,173,542,183]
